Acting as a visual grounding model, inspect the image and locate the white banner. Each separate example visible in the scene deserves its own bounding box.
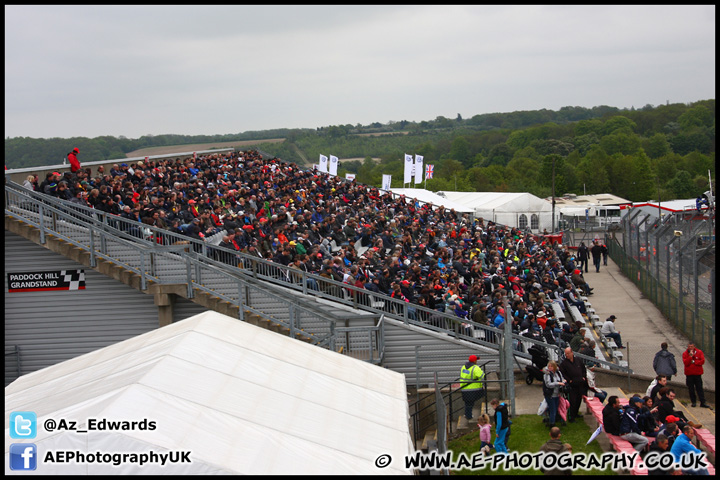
[414,154,424,184]
[318,154,328,173]
[404,154,414,184]
[382,174,392,192]
[329,155,339,176]
[345,173,356,181]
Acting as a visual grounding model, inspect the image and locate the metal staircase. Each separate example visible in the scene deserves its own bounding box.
[5,181,630,382]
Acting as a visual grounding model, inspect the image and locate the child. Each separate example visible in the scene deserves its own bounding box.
[490,398,511,454]
[477,413,492,455]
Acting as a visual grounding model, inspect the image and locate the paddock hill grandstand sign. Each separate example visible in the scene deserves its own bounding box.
[7,270,85,293]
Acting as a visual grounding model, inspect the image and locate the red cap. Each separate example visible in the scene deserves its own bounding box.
[469,355,477,363]
[73,148,79,153]
[665,415,681,423]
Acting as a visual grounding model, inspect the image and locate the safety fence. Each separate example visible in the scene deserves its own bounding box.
[5,181,633,381]
[610,208,715,365]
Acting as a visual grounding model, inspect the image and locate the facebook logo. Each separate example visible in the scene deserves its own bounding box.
[9,444,37,471]
[9,411,37,439]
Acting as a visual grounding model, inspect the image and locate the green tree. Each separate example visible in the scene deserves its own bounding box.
[505,156,541,192]
[467,165,507,191]
[643,133,671,159]
[539,155,567,194]
[680,151,713,177]
[576,157,610,194]
[485,143,515,167]
[667,170,696,198]
[630,150,657,201]
[678,105,714,129]
[449,136,472,167]
[599,132,641,156]
[602,116,637,136]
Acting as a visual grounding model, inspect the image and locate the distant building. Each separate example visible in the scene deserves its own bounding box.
[545,193,631,208]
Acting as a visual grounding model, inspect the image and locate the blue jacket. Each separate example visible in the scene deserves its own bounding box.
[619,405,643,435]
[494,402,511,433]
[670,433,702,463]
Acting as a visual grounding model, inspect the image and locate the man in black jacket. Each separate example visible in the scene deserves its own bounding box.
[602,395,623,435]
[559,346,587,422]
[647,434,678,475]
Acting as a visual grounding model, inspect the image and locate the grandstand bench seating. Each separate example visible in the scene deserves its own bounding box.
[583,396,715,475]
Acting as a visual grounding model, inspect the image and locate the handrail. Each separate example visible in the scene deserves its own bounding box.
[5,181,632,373]
[4,186,346,350]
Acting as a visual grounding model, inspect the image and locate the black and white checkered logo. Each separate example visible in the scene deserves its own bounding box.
[61,269,86,290]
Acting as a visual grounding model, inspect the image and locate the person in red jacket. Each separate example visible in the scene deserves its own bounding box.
[68,147,81,173]
[682,342,710,408]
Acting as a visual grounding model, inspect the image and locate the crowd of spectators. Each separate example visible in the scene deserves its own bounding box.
[25,149,596,340]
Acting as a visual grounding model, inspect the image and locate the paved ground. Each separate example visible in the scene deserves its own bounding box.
[511,255,715,436]
[585,256,715,392]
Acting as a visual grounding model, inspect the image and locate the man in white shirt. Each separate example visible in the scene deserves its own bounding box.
[600,315,624,349]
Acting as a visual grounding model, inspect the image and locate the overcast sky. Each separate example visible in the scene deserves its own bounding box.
[4,5,715,140]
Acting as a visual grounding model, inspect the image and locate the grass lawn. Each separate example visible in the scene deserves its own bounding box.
[448,415,618,475]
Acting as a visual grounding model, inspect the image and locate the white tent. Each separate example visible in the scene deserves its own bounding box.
[438,191,553,232]
[386,188,475,214]
[5,311,413,475]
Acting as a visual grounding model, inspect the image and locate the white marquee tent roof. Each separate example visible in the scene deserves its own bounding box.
[387,188,475,213]
[438,191,553,214]
[5,311,413,475]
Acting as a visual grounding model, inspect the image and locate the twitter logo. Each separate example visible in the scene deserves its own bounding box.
[10,411,37,439]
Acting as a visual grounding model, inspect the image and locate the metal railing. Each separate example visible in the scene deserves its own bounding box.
[5,181,633,375]
[4,185,350,350]
[611,209,715,364]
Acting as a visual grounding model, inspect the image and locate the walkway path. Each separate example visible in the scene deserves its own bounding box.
[513,254,715,435]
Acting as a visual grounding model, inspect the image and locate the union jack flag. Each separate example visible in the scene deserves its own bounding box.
[425,164,434,180]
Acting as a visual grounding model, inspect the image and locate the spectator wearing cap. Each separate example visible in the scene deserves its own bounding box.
[619,396,650,452]
[600,315,624,348]
[459,354,485,421]
[471,302,489,325]
[67,147,81,173]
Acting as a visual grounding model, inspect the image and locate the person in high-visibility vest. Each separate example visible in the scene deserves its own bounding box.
[460,354,485,421]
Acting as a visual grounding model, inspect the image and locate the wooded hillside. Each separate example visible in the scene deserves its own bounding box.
[5,100,714,202]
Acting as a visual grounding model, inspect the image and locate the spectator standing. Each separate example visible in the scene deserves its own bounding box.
[539,427,572,476]
[477,413,492,455]
[682,342,710,408]
[590,240,603,272]
[490,398,511,455]
[601,243,608,266]
[459,355,485,421]
[600,315,624,348]
[559,347,587,423]
[577,242,589,273]
[542,360,566,428]
[67,147,81,173]
[652,343,677,381]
